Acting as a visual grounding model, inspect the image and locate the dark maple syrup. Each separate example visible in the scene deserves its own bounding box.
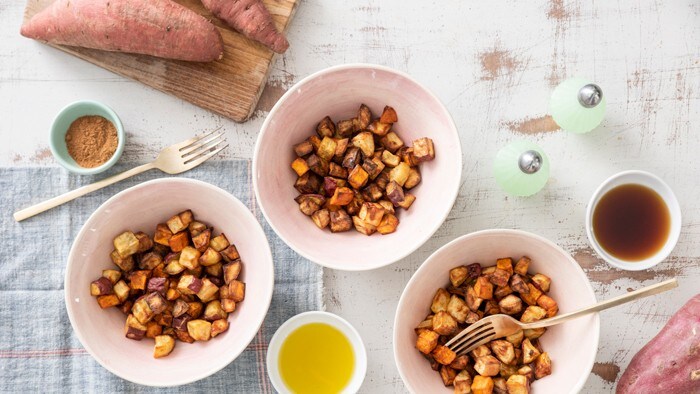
[592,184,670,261]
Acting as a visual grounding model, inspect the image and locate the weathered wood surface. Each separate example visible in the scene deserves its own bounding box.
[2,0,699,392]
[22,0,298,122]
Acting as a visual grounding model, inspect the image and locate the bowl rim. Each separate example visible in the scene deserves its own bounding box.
[64,177,275,387]
[265,311,368,393]
[49,99,125,175]
[585,170,682,271]
[252,63,463,271]
[392,228,600,394]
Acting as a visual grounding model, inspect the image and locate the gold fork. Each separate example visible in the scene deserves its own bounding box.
[445,278,678,356]
[13,130,228,222]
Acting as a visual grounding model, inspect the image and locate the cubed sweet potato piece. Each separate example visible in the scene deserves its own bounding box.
[404,168,421,189]
[500,363,519,379]
[203,300,227,321]
[187,319,212,341]
[351,131,375,157]
[367,120,392,136]
[166,214,187,234]
[397,193,416,209]
[412,137,435,162]
[505,330,524,348]
[447,295,470,323]
[416,329,440,354]
[294,140,314,157]
[113,280,130,302]
[348,165,369,189]
[489,268,510,287]
[520,306,547,323]
[523,328,546,340]
[308,135,322,150]
[291,157,309,176]
[329,209,352,232]
[187,302,204,319]
[509,274,529,295]
[132,297,154,324]
[198,247,222,267]
[441,365,458,386]
[129,270,151,291]
[494,285,513,299]
[133,231,153,253]
[471,376,494,394]
[110,249,134,272]
[191,229,211,252]
[362,157,385,180]
[362,183,384,203]
[433,311,458,336]
[317,137,337,161]
[342,146,361,169]
[498,295,523,315]
[228,280,245,302]
[376,214,399,234]
[379,105,398,124]
[454,370,473,394]
[356,104,372,129]
[177,275,203,295]
[211,319,229,338]
[307,154,329,176]
[431,288,450,313]
[471,345,491,359]
[536,295,558,317]
[329,187,354,206]
[506,375,530,394]
[336,119,354,138]
[474,276,494,300]
[358,202,385,227]
[223,261,242,284]
[329,162,348,178]
[179,246,201,270]
[139,252,164,270]
[114,231,139,257]
[466,285,484,312]
[154,224,173,246]
[520,283,543,306]
[153,335,175,358]
[530,274,551,292]
[297,194,325,216]
[146,277,167,295]
[514,257,530,276]
[474,355,501,377]
[534,352,552,379]
[490,340,515,364]
[97,294,120,309]
[145,292,167,315]
[449,354,469,371]
[484,299,500,316]
[521,338,541,364]
[316,116,335,138]
[295,172,323,194]
[125,314,147,340]
[145,321,163,339]
[196,278,219,303]
[381,150,400,167]
[221,298,236,313]
[334,138,349,158]
[432,344,457,365]
[91,277,113,296]
[389,162,410,187]
[380,132,404,153]
[352,216,376,236]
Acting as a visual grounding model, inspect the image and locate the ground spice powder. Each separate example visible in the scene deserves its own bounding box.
[65,115,118,168]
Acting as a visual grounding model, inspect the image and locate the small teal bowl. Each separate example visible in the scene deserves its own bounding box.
[49,100,125,175]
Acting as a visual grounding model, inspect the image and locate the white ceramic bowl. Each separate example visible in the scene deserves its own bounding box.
[266,311,367,393]
[65,178,274,386]
[394,229,599,394]
[253,64,462,271]
[585,170,681,271]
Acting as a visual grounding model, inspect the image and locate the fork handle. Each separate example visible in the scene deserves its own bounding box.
[13,162,156,222]
[524,278,678,329]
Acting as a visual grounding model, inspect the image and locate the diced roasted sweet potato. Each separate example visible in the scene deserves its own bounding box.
[129,270,151,291]
[172,299,189,318]
[296,194,325,216]
[368,120,392,136]
[530,274,551,292]
[187,319,212,341]
[337,119,354,138]
[376,214,399,234]
[504,330,524,348]
[291,157,309,176]
[192,229,211,252]
[520,306,547,323]
[352,216,376,235]
[351,131,375,157]
[389,162,410,187]
[342,146,361,169]
[534,352,552,379]
[489,268,510,287]
[523,327,546,340]
[145,321,163,339]
[432,344,457,365]
[317,137,337,161]
[322,176,340,197]
[412,137,435,162]
[494,285,513,299]
[506,374,530,394]
[221,261,241,285]
[316,116,335,138]
[431,288,450,313]
[465,311,480,324]
[509,274,529,295]
[498,295,523,315]
[397,146,418,167]
[385,180,405,207]
[203,300,227,321]
[196,278,220,303]
[514,256,531,276]
[484,299,500,315]
[91,277,113,296]
[493,377,508,394]
[165,260,185,276]
[447,295,470,323]
[500,363,519,379]
[474,276,494,300]
[536,295,558,317]
[146,277,167,295]
[416,329,440,354]
[404,168,421,189]
[221,298,236,313]
[379,105,398,124]
[153,335,175,358]
[474,355,501,377]
[139,252,164,270]
[329,209,352,232]
[113,280,130,302]
[472,376,494,394]
[211,319,229,338]
[114,231,139,257]
[358,202,385,227]
[228,280,245,302]
[175,329,195,344]
[356,104,372,130]
[177,275,203,295]
[308,135,322,150]
[454,370,473,394]
[466,285,484,312]
[440,365,458,386]
[110,249,134,272]
[490,340,515,364]
[294,140,314,157]
[329,187,354,206]
[220,244,239,263]
[125,314,147,340]
[329,162,348,178]
[521,338,541,364]
[520,283,543,306]
[471,345,491,359]
[295,172,323,194]
[432,311,458,336]
[133,231,153,253]
[307,154,329,176]
[381,150,400,167]
[380,132,404,153]
[362,157,385,180]
[179,246,201,270]
[96,294,120,309]
[518,366,534,381]
[495,258,513,275]
[348,165,369,189]
[132,297,154,324]
[154,223,173,246]
[334,138,349,158]
[198,247,222,267]
[166,215,187,235]
[187,302,204,319]
[397,193,416,209]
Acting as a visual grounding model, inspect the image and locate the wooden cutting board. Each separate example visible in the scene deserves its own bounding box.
[23,0,298,122]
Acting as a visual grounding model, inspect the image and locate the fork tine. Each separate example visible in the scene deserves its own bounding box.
[183,143,229,168]
[450,324,495,353]
[180,131,225,157]
[445,319,492,348]
[174,127,222,150]
[453,332,496,356]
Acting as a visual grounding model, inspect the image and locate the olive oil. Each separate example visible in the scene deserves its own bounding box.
[592,184,670,261]
[279,323,354,394]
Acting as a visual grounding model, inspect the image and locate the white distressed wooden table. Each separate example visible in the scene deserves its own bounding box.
[2,1,698,392]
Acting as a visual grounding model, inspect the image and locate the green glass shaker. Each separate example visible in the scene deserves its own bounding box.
[493,140,550,196]
[549,77,606,133]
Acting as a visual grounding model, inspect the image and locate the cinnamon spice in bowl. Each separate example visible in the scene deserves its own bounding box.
[49,100,125,175]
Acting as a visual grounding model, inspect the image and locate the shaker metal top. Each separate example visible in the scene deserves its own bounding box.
[578,83,603,108]
[518,150,542,174]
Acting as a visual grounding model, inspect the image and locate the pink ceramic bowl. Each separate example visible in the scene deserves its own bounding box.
[253,64,462,271]
[65,178,274,386]
[394,229,599,393]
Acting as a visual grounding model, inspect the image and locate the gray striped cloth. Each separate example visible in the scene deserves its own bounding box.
[0,161,322,393]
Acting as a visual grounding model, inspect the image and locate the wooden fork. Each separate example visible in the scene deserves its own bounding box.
[445,278,678,356]
[13,129,228,222]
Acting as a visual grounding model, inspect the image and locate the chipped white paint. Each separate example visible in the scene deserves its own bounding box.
[1,1,698,392]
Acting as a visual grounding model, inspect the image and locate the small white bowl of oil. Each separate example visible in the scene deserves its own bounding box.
[266,311,367,393]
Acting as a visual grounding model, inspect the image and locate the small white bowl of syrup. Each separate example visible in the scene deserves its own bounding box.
[586,170,682,271]
[266,311,367,393]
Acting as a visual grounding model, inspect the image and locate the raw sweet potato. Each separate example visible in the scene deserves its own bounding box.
[616,294,700,394]
[201,0,289,53]
[20,0,224,62]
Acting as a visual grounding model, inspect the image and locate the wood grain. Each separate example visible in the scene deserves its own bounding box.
[22,0,298,122]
